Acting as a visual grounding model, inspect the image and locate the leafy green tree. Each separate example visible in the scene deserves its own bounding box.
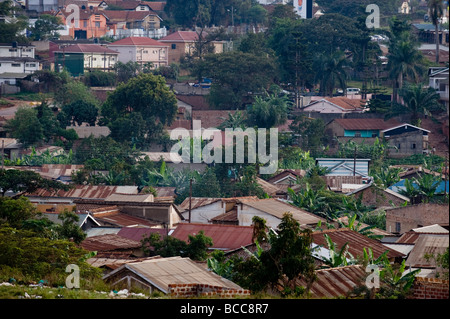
[234,213,316,294]
[58,100,99,127]
[197,51,276,109]
[114,61,140,83]
[246,93,289,128]
[387,30,426,103]
[288,116,326,155]
[0,196,37,228]
[29,14,63,40]
[314,50,348,97]
[0,0,28,43]
[0,169,70,197]
[428,0,445,64]
[101,73,177,146]
[5,106,43,148]
[54,81,100,108]
[390,83,444,126]
[0,226,101,286]
[82,70,117,87]
[141,230,212,261]
[268,18,313,90]
[55,210,87,244]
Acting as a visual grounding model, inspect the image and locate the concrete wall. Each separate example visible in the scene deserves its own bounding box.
[237,205,281,229]
[182,201,225,223]
[386,131,428,158]
[385,203,449,234]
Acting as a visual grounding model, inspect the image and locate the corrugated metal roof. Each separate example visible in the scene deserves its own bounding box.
[104,193,154,202]
[238,198,326,226]
[81,234,142,252]
[140,152,183,163]
[178,197,222,212]
[333,118,401,131]
[412,224,449,233]
[296,265,366,298]
[171,223,253,251]
[312,229,404,259]
[104,256,242,293]
[405,234,449,268]
[118,227,169,242]
[94,211,159,228]
[27,185,139,199]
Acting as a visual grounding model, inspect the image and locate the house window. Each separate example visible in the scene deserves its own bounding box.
[26,63,36,67]
[83,21,87,27]
[11,63,20,67]
[411,143,416,149]
[395,222,401,233]
[140,6,146,10]
[354,131,361,137]
[111,58,115,61]
[371,131,378,138]
[171,44,176,49]
[9,49,17,52]
[143,50,148,54]
[95,22,100,27]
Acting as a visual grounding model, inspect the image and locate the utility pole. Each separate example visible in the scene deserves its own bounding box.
[1,140,4,169]
[188,178,193,223]
[353,146,357,177]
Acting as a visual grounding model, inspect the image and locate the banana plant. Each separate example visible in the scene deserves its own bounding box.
[338,213,384,240]
[320,234,357,268]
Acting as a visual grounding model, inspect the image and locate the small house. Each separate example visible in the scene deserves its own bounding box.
[102,256,245,295]
[300,97,365,114]
[316,158,371,179]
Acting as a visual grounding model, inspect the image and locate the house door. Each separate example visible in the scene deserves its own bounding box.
[74,30,87,39]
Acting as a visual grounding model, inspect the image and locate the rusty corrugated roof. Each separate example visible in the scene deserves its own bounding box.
[27,185,139,199]
[405,234,449,268]
[296,265,366,298]
[81,234,142,252]
[312,229,404,259]
[171,223,253,251]
[103,256,243,293]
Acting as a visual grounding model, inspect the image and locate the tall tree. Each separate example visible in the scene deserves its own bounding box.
[5,107,44,147]
[101,73,178,146]
[428,0,444,63]
[387,20,426,103]
[314,51,348,97]
[246,93,289,129]
[29,14,63,40]
[391,83,444,126]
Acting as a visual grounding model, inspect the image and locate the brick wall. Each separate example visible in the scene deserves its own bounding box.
[168,283,251,298]
[411,277,449,299]
[385,203,449,234]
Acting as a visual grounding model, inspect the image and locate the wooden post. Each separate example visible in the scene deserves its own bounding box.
[188,178,193,223]
[353,146,357,176]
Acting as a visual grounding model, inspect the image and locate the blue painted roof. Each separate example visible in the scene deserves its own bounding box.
[389,180,449,194]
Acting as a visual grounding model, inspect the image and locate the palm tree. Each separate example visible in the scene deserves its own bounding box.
[387,34,425,103]
[314,51,348,97]
[390,83,443,126]
[428,0,444,64]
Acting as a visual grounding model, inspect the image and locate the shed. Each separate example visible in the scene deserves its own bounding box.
[102,256,243,294]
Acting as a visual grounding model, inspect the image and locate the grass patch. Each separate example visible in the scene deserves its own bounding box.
[4,92,53,102]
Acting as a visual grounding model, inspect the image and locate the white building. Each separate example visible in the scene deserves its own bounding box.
[0,43,41,85]
[108,36,168,69]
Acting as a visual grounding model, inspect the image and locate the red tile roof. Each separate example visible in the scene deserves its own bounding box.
[108,36,168,47]
[332,118,402,131]
[160,31,201,43]
[170,223,254,251]
[312,228,404,259]
[56,44,119,54]
[325,97,366,110]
